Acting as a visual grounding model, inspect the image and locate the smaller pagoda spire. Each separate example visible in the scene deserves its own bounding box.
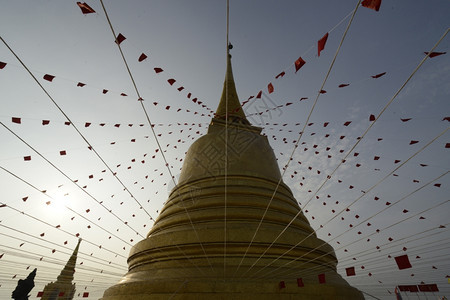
[41,239,81,300]
[56,238,81,283]
[214,45,249,123]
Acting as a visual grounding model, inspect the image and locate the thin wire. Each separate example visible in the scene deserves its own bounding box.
[224,0,230,279]
[99,0,214,273]
[1,204,126,258]
[0,130,204,278]
[301,28,450,211]
[0,121,144,238]
[0,229,126,270]
[0,35,154,224]
[259,194,449,280]
[250,127,449,279]
[243,7,355,109]
[275,221,450,280]
[0,164,133,246]
[238,26,449,277]
[235,0,363,276]
[98,0,177,190]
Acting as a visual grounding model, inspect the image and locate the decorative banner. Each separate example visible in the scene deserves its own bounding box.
[77,2,96,14]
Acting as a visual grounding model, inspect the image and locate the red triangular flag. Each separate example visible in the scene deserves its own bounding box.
[275,71,285,79]
[395,254,412,270]
[362,0,382,11]
[318,32,329,56]
[268,82,274,94]
[371,72,386,78]
[138,53,148,62]
[297,278,304,287]
[424,51,446,58]
[369,114,376,121]
[346,267,356,276]
[115,33,126,45]
[77,2,96,14]
[409,140,419,145]
[42,120,50,125]
[256,91,262,99]
[338,83,349,88]
[77,82,86,87]
[0,61,7,69]
[43,74,55,82]
[318,273,326,284]
[167,78,176,86]
[294,56,306,73]
[154,67,163,73]
[12,117,21,124]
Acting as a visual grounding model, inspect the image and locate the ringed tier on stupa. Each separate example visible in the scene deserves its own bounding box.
[101,51,364,299]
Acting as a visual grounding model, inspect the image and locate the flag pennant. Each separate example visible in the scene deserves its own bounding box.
[395,254,412,270]
[318,273,326,284]
[77,2,96,14]
[338,83,349,88]
[43,74,55,82]
[346,267,356,276]
[24,156,31,161]
[37,291,44,297]
[42,120,50,125]
[154,67,163,73]
[297,278,304,287]
[77,82,86,87]
[371,72,386,79]
[279,281,286,289]
[0,61,6,69]
[256,91,262,99]
[362,0,382,11]
[275,71,285,79]
[115,33,126,45]
[138,53,148,62]
[268,82,274,94]
[83,292,89,297]
[294,56,306,73]
[318,32,329,56]
[369,114,376,121]
[424,51,446,58]
[12,117,21,124]
[167,78,176,86]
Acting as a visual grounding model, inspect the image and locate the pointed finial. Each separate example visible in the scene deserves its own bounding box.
[214,50,249,123]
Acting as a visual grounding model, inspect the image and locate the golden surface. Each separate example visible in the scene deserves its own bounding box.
[102,56,364,299]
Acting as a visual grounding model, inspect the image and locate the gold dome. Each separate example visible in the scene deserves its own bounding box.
[101,54,364,300]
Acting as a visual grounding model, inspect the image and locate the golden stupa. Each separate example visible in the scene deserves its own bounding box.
[101,53,364,299]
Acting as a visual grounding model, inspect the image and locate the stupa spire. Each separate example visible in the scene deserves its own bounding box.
[56,238,81,283]
[214,47,249,123]
[40,239,81,300]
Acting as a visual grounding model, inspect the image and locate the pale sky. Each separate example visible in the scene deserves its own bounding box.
[1,1,449,299]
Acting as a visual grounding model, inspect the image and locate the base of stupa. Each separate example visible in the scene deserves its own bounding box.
[101,271,364,300]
